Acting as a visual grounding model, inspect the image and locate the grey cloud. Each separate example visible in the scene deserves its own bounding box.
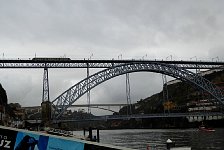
[85,72,163,104]
[0,70,39,105]
[208,47,224,61]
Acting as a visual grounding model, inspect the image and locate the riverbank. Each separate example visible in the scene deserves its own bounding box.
[59,117,224,130]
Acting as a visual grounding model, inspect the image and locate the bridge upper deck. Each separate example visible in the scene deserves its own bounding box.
[0,59,223,69]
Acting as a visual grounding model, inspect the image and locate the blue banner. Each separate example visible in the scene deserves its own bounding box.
[47,136,84,150]
[0,127,117,150]
[14,132,49,150]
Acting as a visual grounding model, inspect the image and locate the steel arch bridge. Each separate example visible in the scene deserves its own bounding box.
[52,62,224,119]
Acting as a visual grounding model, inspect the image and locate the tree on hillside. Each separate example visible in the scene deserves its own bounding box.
[0,84,7,106]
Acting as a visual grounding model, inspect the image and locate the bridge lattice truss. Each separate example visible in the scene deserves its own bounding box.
[52,62,224,119]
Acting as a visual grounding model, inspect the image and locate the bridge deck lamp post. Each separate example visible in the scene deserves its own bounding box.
[118,54,122,60]
[142,54,147,60]
[212,56,219,62]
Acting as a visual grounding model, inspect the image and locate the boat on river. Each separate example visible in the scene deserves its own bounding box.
[198,121,215,132]
[199,125,215,132]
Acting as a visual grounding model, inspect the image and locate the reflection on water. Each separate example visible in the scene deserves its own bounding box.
[73,128,224,150]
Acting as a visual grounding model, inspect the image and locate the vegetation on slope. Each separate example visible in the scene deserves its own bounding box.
[119,70,224,115]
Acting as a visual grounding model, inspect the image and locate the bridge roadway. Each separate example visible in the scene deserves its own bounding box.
[24,104,128,115]
[0,59,224,69]
[54,112,224,122]
[23,103,127,109]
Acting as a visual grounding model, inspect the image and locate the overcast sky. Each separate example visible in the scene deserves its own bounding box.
[0,0,224,115]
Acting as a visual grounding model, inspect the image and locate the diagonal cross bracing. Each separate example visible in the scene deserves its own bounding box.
[52,62,224,119]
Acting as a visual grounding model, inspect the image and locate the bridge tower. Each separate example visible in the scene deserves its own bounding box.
[126,73,132,115]
[87,63,91,114]
[162,74,169,113]
[41,68,52,124]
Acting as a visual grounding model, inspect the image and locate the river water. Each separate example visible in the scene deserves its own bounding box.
[74,128,224,150]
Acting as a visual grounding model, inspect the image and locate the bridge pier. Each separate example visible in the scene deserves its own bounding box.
[41,101,52,125]
[41,68,52,126]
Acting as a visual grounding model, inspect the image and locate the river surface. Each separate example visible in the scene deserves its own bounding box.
[74,128,224,150]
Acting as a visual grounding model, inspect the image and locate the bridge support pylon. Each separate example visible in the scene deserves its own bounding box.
[126,73,132,115]
[41,68,52,125]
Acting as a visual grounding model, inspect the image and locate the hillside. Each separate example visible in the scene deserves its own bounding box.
[0,84,7,106]
[119,69,224,115]
[110,69,224,129]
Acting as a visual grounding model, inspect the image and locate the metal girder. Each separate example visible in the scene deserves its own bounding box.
[42,68,50,102]
[126,73,132,115]
[0,59,223,69]
[52,62,224,119]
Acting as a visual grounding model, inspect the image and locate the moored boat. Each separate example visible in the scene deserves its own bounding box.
[199,125,215,132]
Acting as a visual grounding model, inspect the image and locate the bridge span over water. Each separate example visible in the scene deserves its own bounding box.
[1,58,224,120]
[51,61,224,119]
[24,103,127,115]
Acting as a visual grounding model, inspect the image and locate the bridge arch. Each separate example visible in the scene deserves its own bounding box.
[52,62,224,119]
